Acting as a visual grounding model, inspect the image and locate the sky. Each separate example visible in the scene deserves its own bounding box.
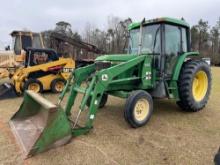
[0,0,219,49]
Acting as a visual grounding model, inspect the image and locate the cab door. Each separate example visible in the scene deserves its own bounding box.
[163,24,182,77]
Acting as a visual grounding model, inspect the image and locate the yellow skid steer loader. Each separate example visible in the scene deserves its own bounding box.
[0,48,74,99]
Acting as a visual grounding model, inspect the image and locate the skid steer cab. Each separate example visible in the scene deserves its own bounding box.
[0,48,74,99]
[9,17,212,158]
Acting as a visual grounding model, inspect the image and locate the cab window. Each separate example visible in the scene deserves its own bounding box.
[14,36,21,55]
[21,36,32,49]
[181,27,188,52]
[164,24,181,76]
[33,34,43,49]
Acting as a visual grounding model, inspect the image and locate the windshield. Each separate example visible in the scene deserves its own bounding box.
[128,24,161,54]
[21,36,32,49]
[33,34,43,49]
[13,36,21,55]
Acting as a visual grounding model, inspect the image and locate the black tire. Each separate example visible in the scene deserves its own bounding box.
[124,90,153,128]
[177,60,211,112]
[51,78,66,93]
[99,93,108,108]
[23,79,43,93]
[86,93,108,108]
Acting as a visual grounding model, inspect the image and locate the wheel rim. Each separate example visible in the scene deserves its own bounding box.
[192,70,208,102]
[134,98,149,122]
[28,83,40,93]
[55,81,64,92]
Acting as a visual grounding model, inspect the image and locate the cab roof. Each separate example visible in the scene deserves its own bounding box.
[128,17,190,30]
[10,31,40,36]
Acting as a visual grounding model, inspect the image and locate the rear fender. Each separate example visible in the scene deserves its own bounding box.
[172,52,199,81]
[168,52,199,100]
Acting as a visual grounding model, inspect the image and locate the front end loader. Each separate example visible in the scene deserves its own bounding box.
[9,17,212,158]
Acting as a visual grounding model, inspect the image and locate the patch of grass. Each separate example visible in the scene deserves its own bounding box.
[0,67,219,164]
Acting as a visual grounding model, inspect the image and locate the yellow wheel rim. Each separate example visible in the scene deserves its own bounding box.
[134,98,149,121]
[55,81,64,92]
[192,70,208,102]
[28,83,40,93]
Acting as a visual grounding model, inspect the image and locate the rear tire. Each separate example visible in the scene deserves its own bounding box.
[124,90,153,128]
[23,79,43,93]
[177,60,211,112]
[51,78,66,93]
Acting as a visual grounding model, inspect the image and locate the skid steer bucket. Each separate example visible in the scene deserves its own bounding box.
[0,83,17,100]
[9,90,72,158]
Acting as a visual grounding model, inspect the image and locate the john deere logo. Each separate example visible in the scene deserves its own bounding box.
[102,74,108,81]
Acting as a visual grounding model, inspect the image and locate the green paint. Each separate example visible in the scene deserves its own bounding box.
[95,54,137,61]
[128,17,190,30]
[172,52,199,80]
[9,91,72,158]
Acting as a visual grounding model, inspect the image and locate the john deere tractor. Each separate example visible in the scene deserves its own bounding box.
[9,17,211,158]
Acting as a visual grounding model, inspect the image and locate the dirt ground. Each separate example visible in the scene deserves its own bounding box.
[0,67,220,165]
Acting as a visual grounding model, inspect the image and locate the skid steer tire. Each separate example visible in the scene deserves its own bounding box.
[23,79,43,93]
[124,90,153,128]
[51,78,66,93]
[177,60,211,112]
[86,93,108,108]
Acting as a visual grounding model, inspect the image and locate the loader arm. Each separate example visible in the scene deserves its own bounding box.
[62,55,152,136]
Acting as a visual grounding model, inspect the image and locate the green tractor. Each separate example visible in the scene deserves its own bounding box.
[9,17,211,158]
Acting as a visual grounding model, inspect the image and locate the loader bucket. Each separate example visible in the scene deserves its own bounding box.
[0,83,17,100]
[9,90,72,158]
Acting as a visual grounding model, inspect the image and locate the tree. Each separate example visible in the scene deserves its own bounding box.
[42,21,82,58]
[190,19,210,59]
[83,16,132,54]
[106,16,132,53]
[196,19,209,52]
[210,19,220,65]
[191,25,199,50]
[55,21,73,36]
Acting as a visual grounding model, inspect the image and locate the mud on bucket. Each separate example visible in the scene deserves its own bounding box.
[9,90,72,158]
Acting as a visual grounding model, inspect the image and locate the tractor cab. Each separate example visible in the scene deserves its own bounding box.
[128,17,190,78]
[11,31,44,62]
[0,31,45,78]
[24,48,59,67]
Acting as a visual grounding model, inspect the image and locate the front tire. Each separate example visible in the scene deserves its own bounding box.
[23,79,43,93]
[177,60,211,112]
[124,90,153,128]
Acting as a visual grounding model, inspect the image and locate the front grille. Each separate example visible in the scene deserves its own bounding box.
[95,61,111,71]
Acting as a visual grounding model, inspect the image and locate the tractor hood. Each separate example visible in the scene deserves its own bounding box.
[95,54,137,62]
